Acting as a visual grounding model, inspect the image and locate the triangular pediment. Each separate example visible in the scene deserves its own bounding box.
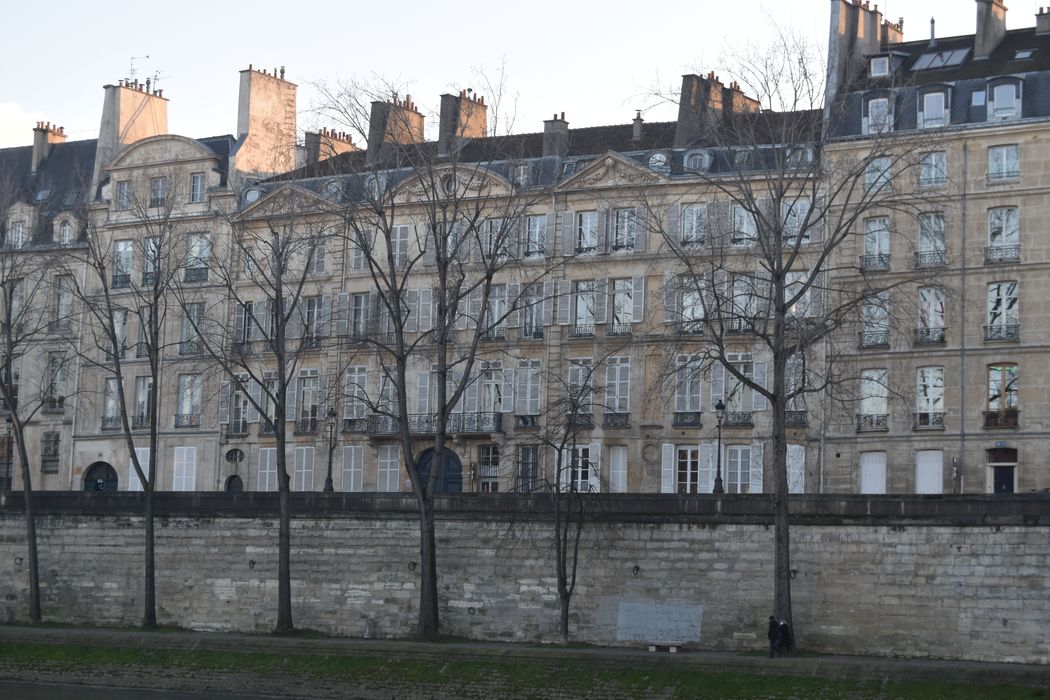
[236,183,331,221]
[557,151,665,191]
[392,163,513,204]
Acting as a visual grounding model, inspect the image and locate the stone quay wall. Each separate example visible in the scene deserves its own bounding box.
[0,492,1047,664]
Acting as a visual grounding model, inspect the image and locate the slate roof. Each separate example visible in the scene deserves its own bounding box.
[0,139,97,215]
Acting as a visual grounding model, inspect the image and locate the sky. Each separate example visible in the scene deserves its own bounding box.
[0,0,1042,149]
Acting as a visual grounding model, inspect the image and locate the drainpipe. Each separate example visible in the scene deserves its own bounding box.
[957,142,969,495]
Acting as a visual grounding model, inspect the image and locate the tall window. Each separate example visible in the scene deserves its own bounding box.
[303,296,324,345]
[861,293,889,346]
[115,181,132,210]
[517,445,539,492]
[785,271,812,319]
[58,220,74,244]
[915,366,944,427]
[525,215,546,258]
[343,366,368,421]
[113,240,132,287]
[180,303,204,354]
[478,444,500,492]
[298,370,320,431]
[486,285,507,336]
[920,151,947,186]
[859,369,889,427]
[674,354,702,413]
[569,445,593,492]
[610,279,633,332]
[568,359,592,415]
[516,359,541,416]
[390,225,409,268]
[54,275,73,327]
[782,198,812,245]
[185,233,210,282]
[863,217,890,269]
[576,211,598,253]
[864,157,891,192]
[987,363,1019,413]
[134,376,153,425]
[110,308,128,359]
[483,218,508,262]
[172,446,197,491]
[149,177,167,208]
[573,280,595,334]
[307,240,326,275]
[102,377,120,422]
[681,204,707,245]
[609,445,627,493]
[726,445,752,494]
[988,145,1020,180]
[604,356,630,413]
[521,284,544,339]
[677,446,700,494]
[480,362,504,414]
[987,207,1019,256]
[351,293,370,336]
[189,173,205,203]
[44,352,64,402]
[176,374,202,427]
[731,204,757,246]
[986,281,1019,340]
[377,444,400,491]
[293,446,314,491]
[143,237,159,285]
[258,448,277,491]
[918,212,945,265]
[341,445,364,492]
[730,275,756,329]
[613,207,636,250]
[917,287,945,342]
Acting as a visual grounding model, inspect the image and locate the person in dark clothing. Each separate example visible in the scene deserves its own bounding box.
[778,620,793,654]
[767,615,780,657]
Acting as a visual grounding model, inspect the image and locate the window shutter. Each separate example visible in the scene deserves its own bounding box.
[660,443,675,493]
[318,375,330,418]
[752,362,768,411]
[465,372,479,413]
[419,288,433,332]
[597,209,610,254]
[335,293,349,336]
[501,369,514,412]
[507,283,521,328]
[405,290,419,332]
[589,442,602,492]
[287,301,302,339]
[234,305,246,345]
[666,204,680,245]
[635,211,648,252]
[542,281,554,325]
[416,372,430,414]
[342,445,364,492]
[319,295,332,337]
[674,357,687,412]
[594,278,608,325]
[711,363,725,404]
[248,379,261,422]
[556,280,571,325]
[218,381,231,424]
[286,374,298,419]
[544,212,556,256]
[558,449,571,490]
[515,365,529,415]
[699,443,715,493]
[508,219,523,260]
[561,211,574,256]
[632,276,645,323]
[254,300,269,340]
[663,271,676,322]
[422,229,436,265]
[787,444,805,494]
[750,441,764,494]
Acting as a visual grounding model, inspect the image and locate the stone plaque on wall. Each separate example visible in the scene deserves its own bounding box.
[615,601,703,642]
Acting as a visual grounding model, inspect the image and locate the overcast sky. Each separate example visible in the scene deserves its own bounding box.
[0,0,1042,148]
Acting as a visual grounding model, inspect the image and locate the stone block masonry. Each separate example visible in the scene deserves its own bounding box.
[0,493,1048,664]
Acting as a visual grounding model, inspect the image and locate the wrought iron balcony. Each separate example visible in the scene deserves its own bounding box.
[520,326,544,340]
[603,412,630,429]
[859,254,890,271]
[914,250,946,269]
[984,324,1020,342]
[515,414,540,429]
[179,340,203,356]
[132,414,150,430]
[859,330,890,348]
[856,413,889,432]
[101,416,121,431]
[676,321,704,336]
[724,412,754,427]
[988,169,1020,181]
[984,408,1019,429]
[726,318,752,334]
[914,327,945,345]
[300,335,323,350]
[295,416,319,435]
[672,411,702,428]
[135,342,150,359]
[365,412,504,436]
[42,396,65,413]
[785,410,808,428]
[174,413,200,429]
[183,267,208,283]
[570,323,595,338]
[342,417,367,433]
[141,271,156,287]
[568,413,594,429]
[606,323,632,337]
[480,327,507,342]
[913,412,945,430]
[111,273,131,289]
[984,245,1020,265]
[226,421,249,438]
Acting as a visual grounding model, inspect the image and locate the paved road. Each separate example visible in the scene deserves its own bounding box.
[0,681,286,700]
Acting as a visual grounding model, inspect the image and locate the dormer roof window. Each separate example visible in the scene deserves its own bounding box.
[870,56,890,77]
[919,89,950,129]
[988,79,1022,121]
[863,96,894,135]
[1012,49,1035,61]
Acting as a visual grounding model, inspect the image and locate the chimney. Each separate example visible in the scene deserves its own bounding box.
[31,122,66,173]
[438,90,488,157]
[632,111,644,141]
[91,80,169,194]
[366,95,425,166]
[975,0,1008,60]
[883,16,905,46]
[304,127,358,166]
[674,73,724,148]
[723,81,760,115]
[232,65,298,183]
[542,113,569,158]
[1038,7,1050,34]
[826,0,891,106]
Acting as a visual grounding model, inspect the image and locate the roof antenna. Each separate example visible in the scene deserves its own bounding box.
[128,55,150,80]
[929,17,936,48]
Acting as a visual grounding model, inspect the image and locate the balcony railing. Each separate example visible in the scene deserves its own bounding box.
[174,413,200,429]
[914,250,946,269]
[672,411,703,428]
[42,396,64,413]
[568,413,594,429]
[300,335,323,350]
[260,421,276,436]
[606,323,633,337]
[984,324,1020,342]
[141,271,156,287]
[675,321,704,336]
[603,412,630,429]
[365,412,504,436]
[341,417,367,433]
[984,245,1020,265]
[135,342,150,359]
[520,326,544,340]
[859,330,890,348]
[515,414,540,429]
[50,319,72,334]
[570,323,595,338]
[988,169,1020,181]
[101,416,121,431]
[914,327,945,345]
[859,254,891,271]
[480,327,507,342]
[724,412,754,427]
[179,340,203,356]
[183,267,208,283]
[132,414,150,430]
[112,273,131,289]
[984,408,1019,429]
[785,410,808,427]
[231,341,251,356]
[913,412,945,430]
[295,416,319,434]
[726,318,752,334]
[856,413,889,432]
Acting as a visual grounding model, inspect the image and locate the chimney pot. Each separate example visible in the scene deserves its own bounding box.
[280,66,285,79]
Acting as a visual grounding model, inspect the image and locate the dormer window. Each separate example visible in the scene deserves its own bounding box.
[919,90,949,129]
[733,150,751,168]
[57,220,74,245]
[513,164,531,186]
[685,151,710,171]
[243,188,261,205]
[365,175,385,200]
[870,56,890,77]
[1012,49,1035,61]
[989,80,1021,121]
[8,221,27,249]
[864,96,893,135]
[323,180,343,201]
[648,152,669,173]
[34,189,51,202]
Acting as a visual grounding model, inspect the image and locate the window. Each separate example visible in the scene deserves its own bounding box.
[988,145,1019,180]
[521,284,544,339]
[513,164,530,186]
[987,363,1019,419]
[44,352,64,405]
[58,220,74,244]
[674,354,702,414]
[604,356,630,413]
[54,275,73,328]
[785,271,812,319]
[865,157,891,192]
[1014,49,1036,61]
[986,207,1020,263]
[648,152,669,171]
[860,293,889,347]
[351,293,370,337]
[525,215,546,258]
[613,208,636,251]
[782,199,812,245]
[391,225,409,268]
[149,177,166,208]
[127,447,150,490]
[297,370,320,432]
[685,151,709,171]
[516,359,541,416]
[568,359,593,415]
[919,151,946,187]
[609,445,627,493]
[307,240,326,275]
[479,362,506,414]
[323,180,342,201]
[176,374,202,427]
[258,448,277,491]
[920,91,948,128]
[303,296,324,345]
[731,204,757,246]
[113,240,132,287]
[915,367,945,429]
[172,446,197,491]
[341,445,364,492]
[572,280,595,335]
[859,452,887,494]
[972,89,986,107]
[441,174,457,196]
[143,237,159,285]
[517,445,539,492]
[681,204,707,245]
[343,366,368,422]
[134,376,153,427]
[912,48,970,71]
[862,217,890,270]
[110,308,128,359]
[575,211,598,254]
[730,275,757,328]
[116,181,132,210]
[917,212,945,267]
[859,369,888,431]
[190,173,205,203]
[726,445,752,494]
[866,97,892,134]
[917,287,945,344]
[365,175,384,200]
[482,218,508,262]
[478,444,500,492]
[733,150,751,168]
[185,233,210,282]
[680,275,705,330]
[102,377,120,424]
[677,446,701,494]
[989,81,1021,120]
[377,444,400,491]
[986,281,1019,341]
[569,445,594,492]
[610,279,633,332]
[485,285,507,337]
[293,446,314,491]
[8,221,27,249]
[870,56,889,76]
[915,450,943,494]
[180,303,204,354]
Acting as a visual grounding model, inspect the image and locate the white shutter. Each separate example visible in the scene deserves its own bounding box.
[674,356,688,413]
[128,447,150,492]
[663,271,676,322]
[594,278,608,325]
[405,290,419,332]
[173,446,196,491]
[507,283,520,328]
[416,372,431,414]
[258,448,277,491]
[544,212,556,256]
[750,441,764,494]
[558,448,571,491]
[218,381,231,424]
[419,288,433,332]
[342,445,363,492]
[542,281,554,326]
[588,442,602,492]
[335,292,350,336]
[787,444,805,494]
[286,373,298,419]
[515,364,529,415]
[666,203,681,244]
[699,443,715,493]
[632,276,645,323]
[464,372,479,413]
[294,446,314,491]
[915,449,943,494]
[561,211,575,256]
[320,295,332,336]
[597,209,610,254]
[860,451,887,494]
[752,362,767,411]
[609,445,627,493]
[248,379,261,422]
[556,280,571,325]
[711,364,725,405]
[501,369,514,412]
[660,443,675,493]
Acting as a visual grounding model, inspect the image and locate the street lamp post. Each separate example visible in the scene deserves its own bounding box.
[323,407,337,493]
[713,399,725,494]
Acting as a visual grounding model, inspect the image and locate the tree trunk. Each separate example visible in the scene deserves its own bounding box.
[16,428,40,623]
[771,346,794,640]
[143,488,157,628]
[416,497,439,639]
[276,484,293,633]
[559,594,570,644]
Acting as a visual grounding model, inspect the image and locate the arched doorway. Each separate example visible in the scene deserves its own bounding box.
[83,462,118,492]
[416,447,463,494]
[225,474,244,493]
